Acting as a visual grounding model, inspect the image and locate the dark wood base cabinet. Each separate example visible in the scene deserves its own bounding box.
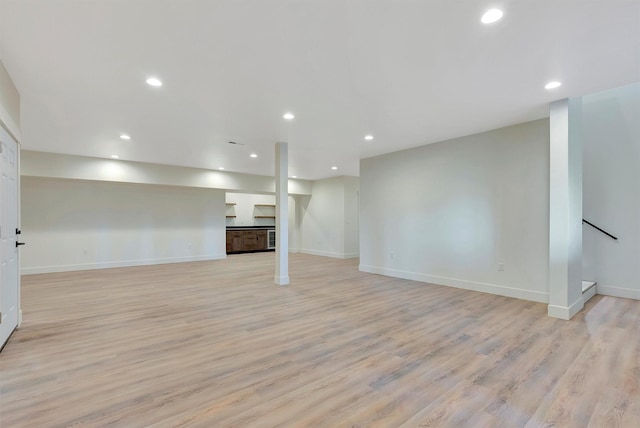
[226,231,244,253]
[226,230,271,254]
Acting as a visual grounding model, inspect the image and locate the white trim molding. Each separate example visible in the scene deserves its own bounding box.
[597,285,640,300]
[301,249,359,259]
[274,275,290,286]
[582,284,597,304]
[21,254,227,275]
[359,264,549,304]
[547,298,584,320]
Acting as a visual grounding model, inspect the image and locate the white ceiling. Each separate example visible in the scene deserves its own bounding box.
[1,0,639,180]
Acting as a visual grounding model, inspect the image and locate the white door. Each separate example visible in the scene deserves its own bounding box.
[0,127,19,350]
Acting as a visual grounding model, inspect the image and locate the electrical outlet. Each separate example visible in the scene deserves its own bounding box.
[82,249,88,255]
[498,263,504,271]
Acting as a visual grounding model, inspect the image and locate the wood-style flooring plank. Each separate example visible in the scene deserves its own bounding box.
[1,253,639,427]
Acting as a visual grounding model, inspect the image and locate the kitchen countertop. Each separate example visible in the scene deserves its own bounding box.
[226,226,275,230]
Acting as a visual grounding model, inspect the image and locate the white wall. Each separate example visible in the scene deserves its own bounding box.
[300,178,344,258]
[21,177,226,274]
[225,192,276,227]
[0,59,20,141]
[360,119,550,303]
[21,150,312,196]
[343,176,360,257]
[582,83,640,300]
[299,176,359,259]
[288,195,301,253]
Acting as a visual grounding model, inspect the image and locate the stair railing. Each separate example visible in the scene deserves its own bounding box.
[582,219,618,240]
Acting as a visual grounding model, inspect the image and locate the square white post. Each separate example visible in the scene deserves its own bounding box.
[275,142,290,285]
[548,98,583,319]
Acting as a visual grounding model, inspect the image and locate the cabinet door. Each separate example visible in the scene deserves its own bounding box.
[243,233,259,251]
[230,231,243,252]
[256,230,267,250]
[226,231,233,253]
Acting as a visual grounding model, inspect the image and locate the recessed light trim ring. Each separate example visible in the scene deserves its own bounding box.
[481,9,504,24]
[146,77,163,87]
[545,81,562,90]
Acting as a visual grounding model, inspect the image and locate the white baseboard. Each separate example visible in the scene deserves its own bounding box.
[358,264,549,303]
[597,285,640,300]
[21,254,227,275]
[300,249,359,259]
[274,275,290,285]
[582,284,597,304]
[548,298,584,320]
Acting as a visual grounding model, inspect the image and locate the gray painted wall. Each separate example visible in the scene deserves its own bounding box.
[360,119,550,303]
[582,83,640,299]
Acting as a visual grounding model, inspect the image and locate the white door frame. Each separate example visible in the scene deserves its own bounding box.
[0,125,20,350]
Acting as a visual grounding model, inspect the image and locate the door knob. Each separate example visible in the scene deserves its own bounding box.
[16,242,25,247]
[16,228,21,235]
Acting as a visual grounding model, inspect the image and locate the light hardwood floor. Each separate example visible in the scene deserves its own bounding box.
[1,253,639,427]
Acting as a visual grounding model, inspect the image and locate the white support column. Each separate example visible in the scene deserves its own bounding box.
[548,98,583,319]
[275,142,290,285]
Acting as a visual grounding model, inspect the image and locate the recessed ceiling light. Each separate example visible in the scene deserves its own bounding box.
[120,134,131,140]
[218,167,225,170]
[292,175,297,178]
[146,77,162,87]
[250,153,258,158]
[283,112,295,120]
[331,166,338,170]
[481,9,503,24]
[111,155,119,159]
[545,81,562,90]
[364,135,374,141]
